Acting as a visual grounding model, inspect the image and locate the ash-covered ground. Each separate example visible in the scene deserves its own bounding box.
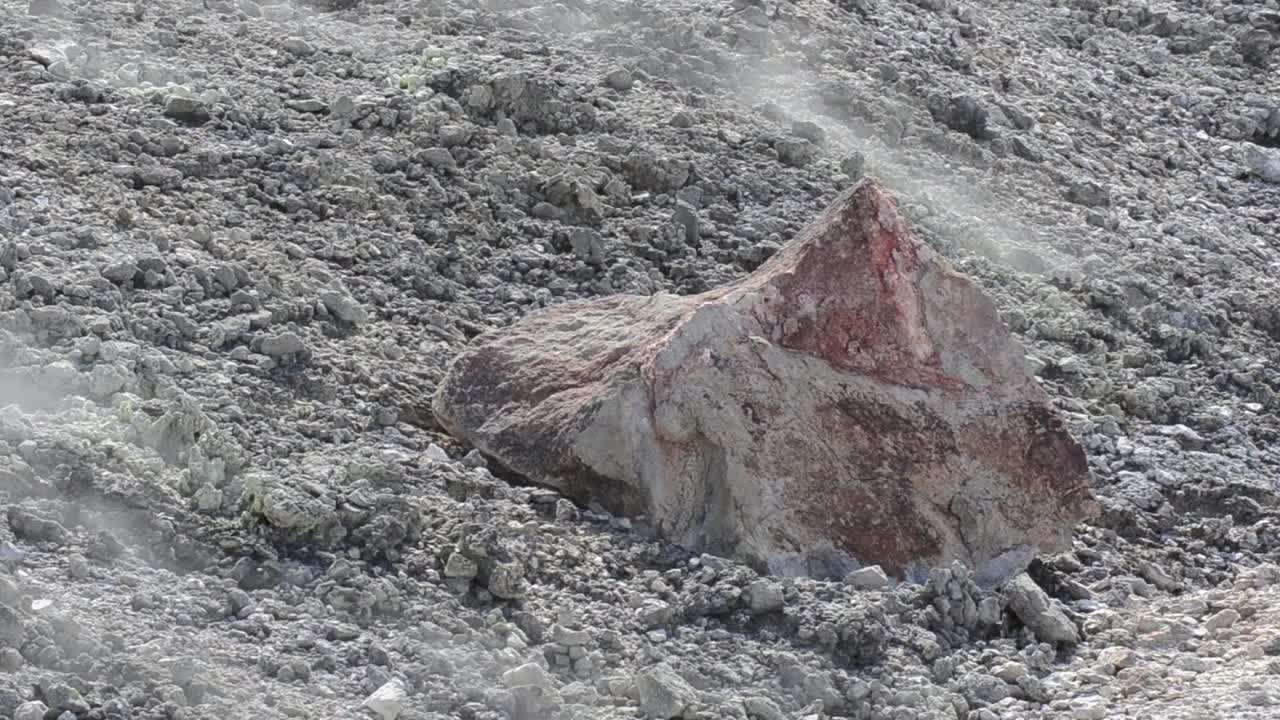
[1,0,1279,719]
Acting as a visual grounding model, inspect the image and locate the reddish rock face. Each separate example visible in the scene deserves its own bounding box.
[435,178,1098,584]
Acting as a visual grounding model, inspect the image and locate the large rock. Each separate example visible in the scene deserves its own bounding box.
[434,178,1097,584]
[1004,573,1081,645]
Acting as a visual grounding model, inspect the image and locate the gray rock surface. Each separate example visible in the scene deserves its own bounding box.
[1005,573,1081,646]
[0,0,1276,717]
[636,664,698,718]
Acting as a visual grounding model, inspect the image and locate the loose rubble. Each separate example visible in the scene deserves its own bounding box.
[0,0,1277,719]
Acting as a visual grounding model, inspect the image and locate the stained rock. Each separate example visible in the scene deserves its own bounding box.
[435,178,1097,583]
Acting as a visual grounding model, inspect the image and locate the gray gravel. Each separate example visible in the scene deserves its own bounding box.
[1,0,1278,719]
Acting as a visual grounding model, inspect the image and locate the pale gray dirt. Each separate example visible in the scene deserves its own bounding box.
[0,0,1278,719]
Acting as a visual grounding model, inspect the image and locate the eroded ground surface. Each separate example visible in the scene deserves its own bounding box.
[1,0,1279,718]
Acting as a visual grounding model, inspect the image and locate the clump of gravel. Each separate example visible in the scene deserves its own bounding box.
[0,0,1278,718]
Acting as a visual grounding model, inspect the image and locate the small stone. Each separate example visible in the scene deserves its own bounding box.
[101,260,140,284]
[569,228,606,265]
[1137,561,1178,591]
[194,484,224,512]
[423,444,450,463]
[552,624,590,646]
[1011,136,1044,162]
[0,646,23,671]
[1245,145,1280,184]
[7,509,70,545]
[281,37,315,56]
[163,95,210,123]
[1174,655,1211,672]
[1098,646,1137,670]
[320,290,368,324]
[672,202,699,244]
[14,701,48,720]
[330,95,356,117]
[1005,573,1080,645]
[502,662,552,689]
[928,93,990,139]
[669,112,694,128]
[638,600,674,628]
[604,68,634,91]
[67,553,89,579]
[962,671,1013,704]
[260,332,307,357]
[775,138,817,167]
[28,0,64,15]
[42,684,89,714]
[845,565,889,590]
[0,576,20,606]
[991,662,1028,683]
[840,152,866,179]
[1239,29,1274,69]
[744,696,785,720]
[743,579,784,614]
[636,664,697,719]
[27,44,63,67]
[487,561,525,599]
[554,499,578,521]
[89,364,129,399]
[1065,179,1111,208]
[1205,608,1240,631]
[443,553,478,580]
[362,679,407,720]
[792,120,826,145]
[420,148,456,169]
[1071,699,1107,720]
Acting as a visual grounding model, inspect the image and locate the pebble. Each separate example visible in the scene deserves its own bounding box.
[605,68,635,91]
[552,624,590,646]
[743,579,784,613]
[636,664,697,719]
[361,679,406,720]
[13,701,47,720]
[281,37,315,57]
[260,332,307,357]
[1205,609,1240,631]
[501,662,552,689]
[319,290,368,324]
[163,95,210,123]
[845,565,889,590]
[423,444,450,463]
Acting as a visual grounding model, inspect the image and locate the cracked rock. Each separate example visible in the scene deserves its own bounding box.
[435,179,1097,582]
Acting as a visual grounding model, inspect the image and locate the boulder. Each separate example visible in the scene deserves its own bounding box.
[434,178,1097,584]
[1004,573,1080,645]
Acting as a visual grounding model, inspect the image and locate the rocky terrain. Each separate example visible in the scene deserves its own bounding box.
[0,0,1278,719]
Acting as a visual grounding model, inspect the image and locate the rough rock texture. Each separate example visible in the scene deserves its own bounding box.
[435,179,1098,583]
[2,0,1280,716]
[1005,573,1081,646]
